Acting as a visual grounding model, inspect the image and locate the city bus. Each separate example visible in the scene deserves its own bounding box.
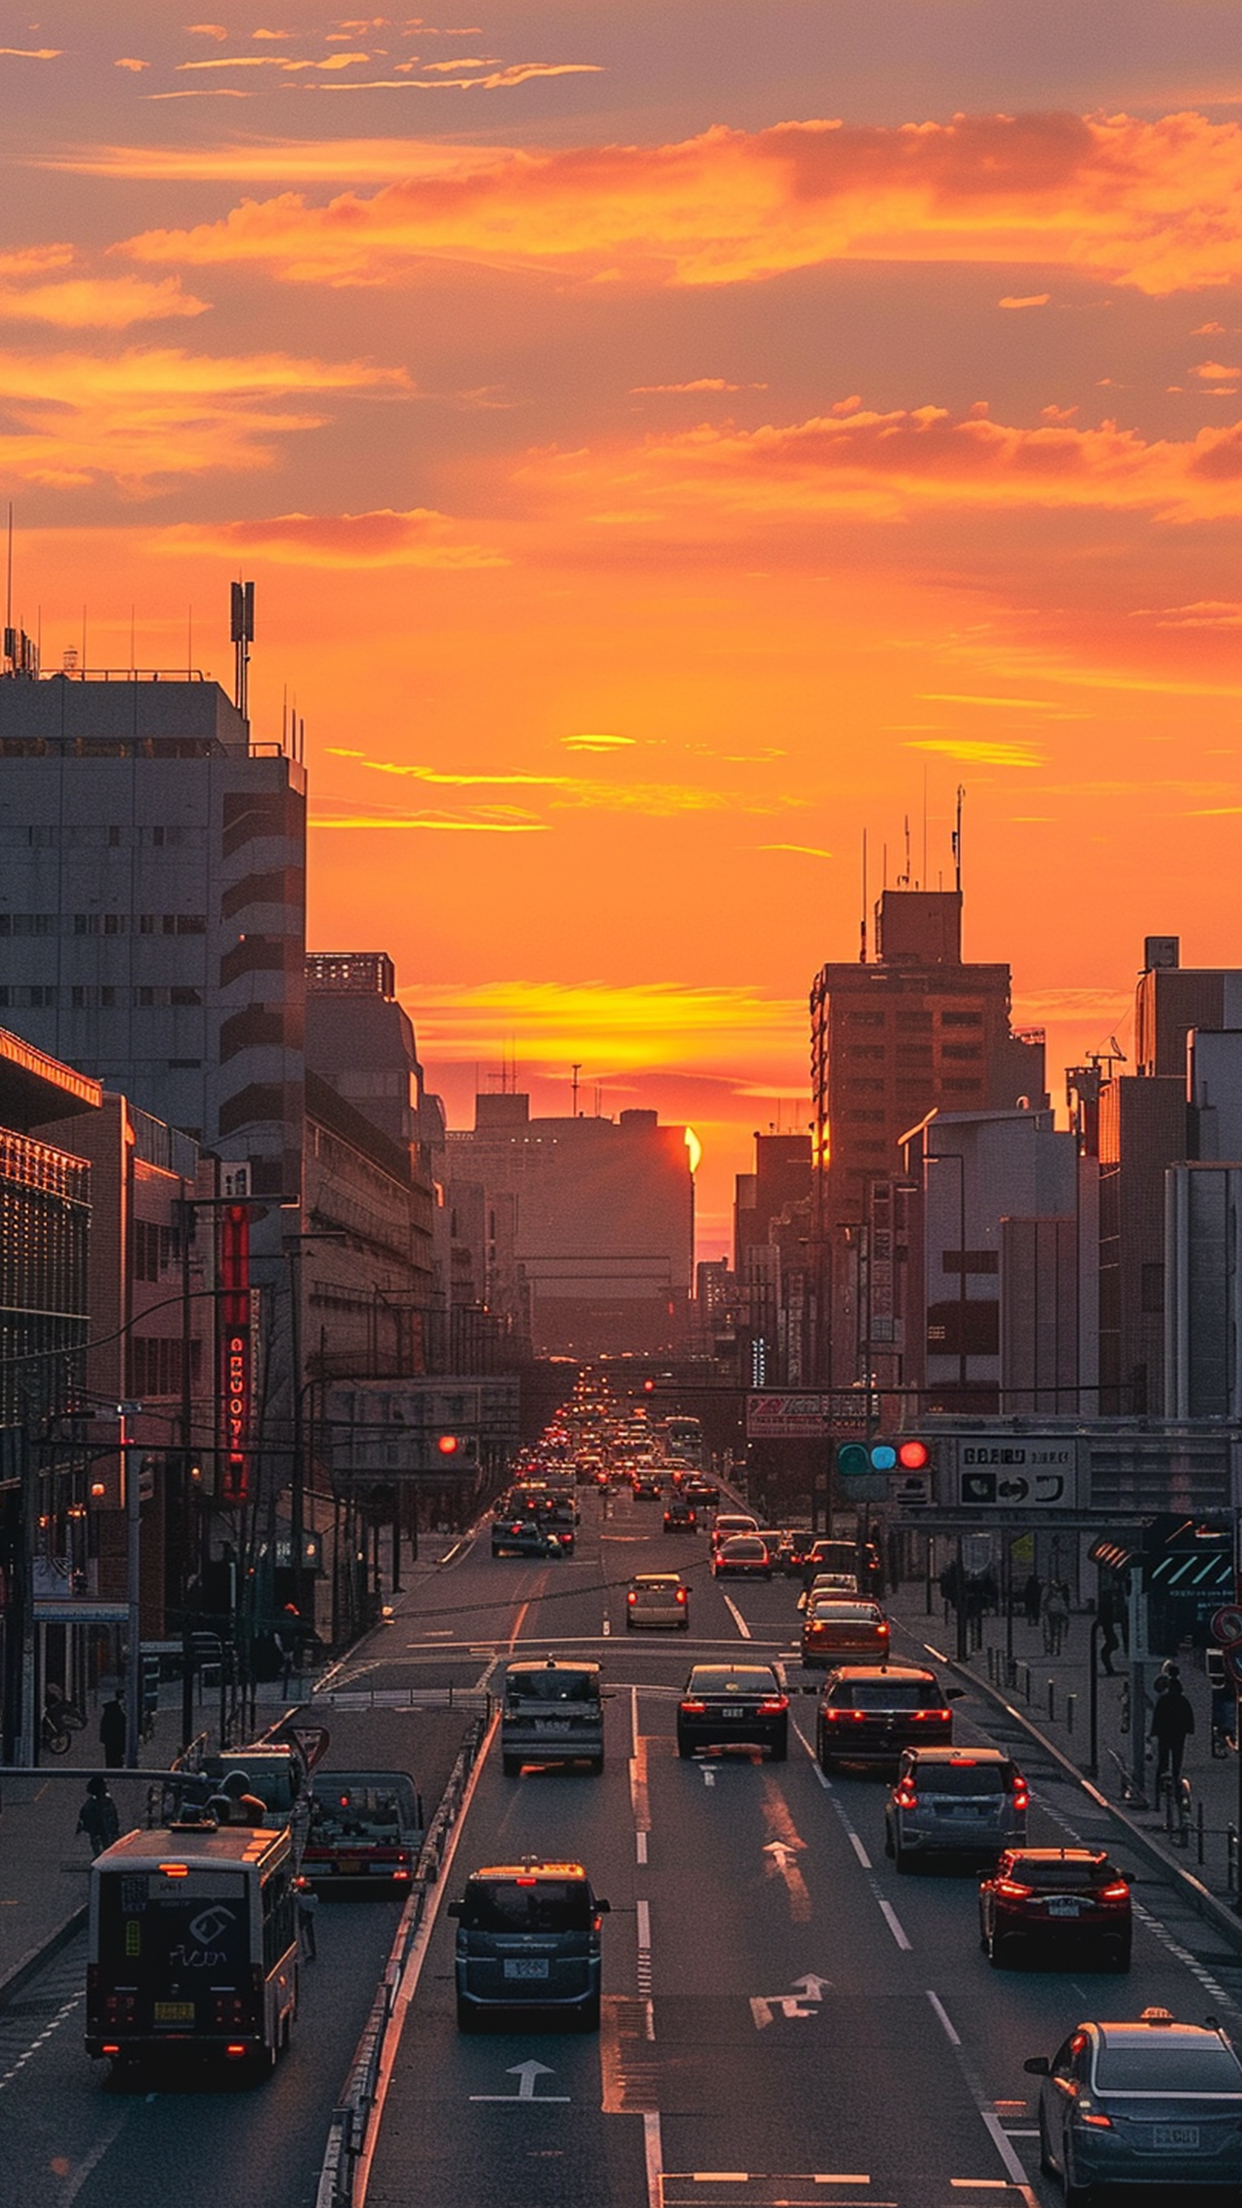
[661,1416,703,1470]
[85,1819,298,2075]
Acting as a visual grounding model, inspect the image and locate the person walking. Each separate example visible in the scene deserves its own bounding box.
[296,1878,319,1961]
[1022,1573,1042,1629]
[1150,1676,1196,1792]
[1042,1579,1069,1656]
[99,1692,126,1768]
[76,1775,120,1857]
[1097,1587,1120,1678]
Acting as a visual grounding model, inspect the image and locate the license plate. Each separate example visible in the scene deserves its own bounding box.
[338,1858,361,1875]
[536,1720,571,1733]
[154,2001,196,2024]
[504,1958,549,1981]
[1047,1898,1081,1917]
[1152,2124,1198,2149]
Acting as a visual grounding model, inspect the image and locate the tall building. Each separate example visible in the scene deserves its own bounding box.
[809,885,1046,1386]
[0,658,306,1206]
[446,1094,694,1358]
[1097,938,1242,1415]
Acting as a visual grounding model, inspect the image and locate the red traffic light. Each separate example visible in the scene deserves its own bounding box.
[437,1434,459,1455]
[897,1439,930,1471]
[643,1379,654,1393]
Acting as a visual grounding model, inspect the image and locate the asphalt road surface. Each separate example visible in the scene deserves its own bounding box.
[8,1485,1242,2208]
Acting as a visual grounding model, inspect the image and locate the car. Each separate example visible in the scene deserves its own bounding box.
[815,1665,960,1768]
[754,1528,789,1566]
[663,1499,697,1533]
[450,1858,610,2030]
[979,1847,1132,1970]
[1025,2006,1242,2198]
[885,1746,1028,1870]
[712,1536,772,1579]
[801,1599,890,1667]
[492,1516,565,1558]
[796,1570,861,1612]
[626,1572,690,1630]
[500,1658,604,1774]
[632,1473,662,1500]
[677,1664,788,1760]
[710,1512,759,1551]
[799,1537,859,1589]
[682,1477,718,1506]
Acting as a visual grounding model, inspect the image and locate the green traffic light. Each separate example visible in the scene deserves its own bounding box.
[837,1442,870,1477]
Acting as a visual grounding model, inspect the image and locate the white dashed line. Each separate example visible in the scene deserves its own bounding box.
[876,1898,912,1952]
[722,1596,752,1639]
[926,1988,961,2045]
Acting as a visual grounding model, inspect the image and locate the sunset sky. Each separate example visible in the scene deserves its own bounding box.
[4,4,1242,1249]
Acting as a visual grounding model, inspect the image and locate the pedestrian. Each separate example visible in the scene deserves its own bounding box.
[1042,1579,1069,1656]
[99,1691,126,1768]
[1022,1573,1042,1629]
[1097,1587,1120,1678]
[1150,1676,1196,1791]
[296,1878,319,1961]
[76,1775,120,1858]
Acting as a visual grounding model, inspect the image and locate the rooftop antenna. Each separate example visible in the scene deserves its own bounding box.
[951,783,965,895]
[230,578,254,719]
[898,814,912,888]
[571,1063,581,1117]
[5,502,12,640]
[921,763,928,889]
[859,828,868,962]
[187,603,193,678]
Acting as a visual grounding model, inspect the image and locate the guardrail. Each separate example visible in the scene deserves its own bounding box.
[311,1686,492,1713]
[315,1712,488,2208]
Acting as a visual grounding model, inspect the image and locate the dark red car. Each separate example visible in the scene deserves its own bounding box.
[979,1847,1132,1970]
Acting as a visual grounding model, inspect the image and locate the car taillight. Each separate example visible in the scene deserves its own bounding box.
[681,1700,706,1714]
[895,1786,917,1809]
[627,1591,637,1604]
[1012,1784,1029,1812]
[994,1878,1033,1900]
[877,1622,890,1636]
[676,1587,687,1603]
[1078,2109,1113,2129]
[1098,1880,1129,1901]
[825,1706,867,1722]
[805,1620,825,1637]
[758,1697,788,1714]
[912,1707,952,1722]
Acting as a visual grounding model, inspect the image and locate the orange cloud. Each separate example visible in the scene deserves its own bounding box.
[999,292,1050,308]
[631,377,768,393]
[115,57,150,73]
[327,745,795,818]
[155,506,505,566]
[45,138,513,182]
[517,400,1242,530]
[0,274,209,328]
[0,345,408,488]
[119,109,1242,294]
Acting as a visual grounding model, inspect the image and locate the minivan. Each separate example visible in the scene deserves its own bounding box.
[500,1657,605,1775]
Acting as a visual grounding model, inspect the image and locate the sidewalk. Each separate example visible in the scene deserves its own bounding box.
[0,1530,466,2003]
[889,1579,1242,1910]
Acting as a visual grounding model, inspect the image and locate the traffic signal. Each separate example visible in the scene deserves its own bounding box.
[837,1437,932,1478]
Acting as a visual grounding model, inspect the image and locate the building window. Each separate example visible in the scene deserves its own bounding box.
[941,1044,982,1061]
[941,1010,982,1027]
[846,1009,886,1027]
[847,1045,886,1061]
[169,986,202,1006]
[943,1078,982,1094]
[163,914,207,935]
[896,1010,933,1030]
[941,1249,999,1275]
[897,1044,933,1065]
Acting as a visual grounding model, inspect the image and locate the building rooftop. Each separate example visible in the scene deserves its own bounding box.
[0,1026,101,1131]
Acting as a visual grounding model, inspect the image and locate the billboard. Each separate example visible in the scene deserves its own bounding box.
[746,1393,830,1439]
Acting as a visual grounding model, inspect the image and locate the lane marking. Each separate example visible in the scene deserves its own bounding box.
[926,1988,961,2046]
[722,1596,752,1640]
[603,1618,611,1636]
[470,2059,570,2104]
[702,1766,716,1787]
[876,1897,912,1952]
[636,1830,648,1864]
[847,1832,871,1870]
[637,1899,651,1947]
[643,2109,663,2208]
[507,1598,531,1650]
[631,1683,640,1759]
[979,2116,1029,2187]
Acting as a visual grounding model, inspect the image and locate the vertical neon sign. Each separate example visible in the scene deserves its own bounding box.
[220,1203,250,1504]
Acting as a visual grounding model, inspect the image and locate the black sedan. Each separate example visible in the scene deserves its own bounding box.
[677,1664,788,1761]
[980,1847,1132,1969]
[816,1665,960,1769]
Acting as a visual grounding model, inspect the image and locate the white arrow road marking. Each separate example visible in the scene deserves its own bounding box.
[470,2059,570,2103]
[750,1972,832,2027]
[702,1765,716,1786]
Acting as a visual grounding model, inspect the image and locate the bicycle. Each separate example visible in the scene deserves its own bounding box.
[41,1707,71,1755]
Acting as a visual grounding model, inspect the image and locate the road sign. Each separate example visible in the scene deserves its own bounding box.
[746,1394,829,1439]
[951,1434,1079,1509]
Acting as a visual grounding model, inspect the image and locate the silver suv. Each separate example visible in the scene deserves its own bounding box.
[885,1745,1028,1870]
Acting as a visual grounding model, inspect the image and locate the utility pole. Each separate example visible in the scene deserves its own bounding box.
[116,1401,143,1767]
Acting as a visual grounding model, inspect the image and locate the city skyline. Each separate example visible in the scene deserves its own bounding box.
[3,4,1241,1248]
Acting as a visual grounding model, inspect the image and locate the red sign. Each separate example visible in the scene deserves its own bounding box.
[220,1203,251,1504]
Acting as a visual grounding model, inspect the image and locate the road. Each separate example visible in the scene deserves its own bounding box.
[6,1484,1242,2208]
[366,1485,1242,2208]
